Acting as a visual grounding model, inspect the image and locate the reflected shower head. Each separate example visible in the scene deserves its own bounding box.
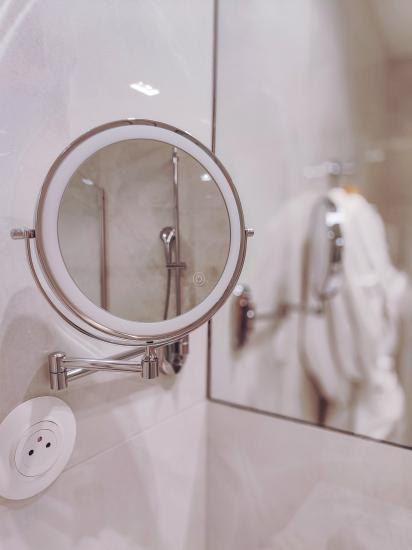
[160,226,176,264]
[160,226,176,246]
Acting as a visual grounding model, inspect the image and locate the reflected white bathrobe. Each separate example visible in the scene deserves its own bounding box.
[249,187,406,437]
[303,188,407,438]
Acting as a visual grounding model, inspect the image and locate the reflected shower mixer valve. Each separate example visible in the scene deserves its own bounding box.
[49,344,160,391]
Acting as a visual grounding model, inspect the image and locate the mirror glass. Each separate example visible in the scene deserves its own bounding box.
[211,0,412,448]
[58,139,230,322]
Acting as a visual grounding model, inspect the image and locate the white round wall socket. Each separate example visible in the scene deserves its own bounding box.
[0,396,76,500]
[14,421,61,477]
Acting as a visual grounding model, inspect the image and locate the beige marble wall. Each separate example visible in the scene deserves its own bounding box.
[4,1,412,549]
[0,1,214,547]
[206,402,412,550]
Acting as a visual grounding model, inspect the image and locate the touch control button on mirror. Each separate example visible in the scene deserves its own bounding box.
[193,272,206,287]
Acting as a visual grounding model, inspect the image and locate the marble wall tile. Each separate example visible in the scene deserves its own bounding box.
[0,402,207,550]
[206,402,412,550]
[260,483,412,549]
[0,0,213,467]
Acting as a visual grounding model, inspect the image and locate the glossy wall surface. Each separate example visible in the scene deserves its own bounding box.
[206,402,412,550]
[3,2,412,549]
[0,1,213,548]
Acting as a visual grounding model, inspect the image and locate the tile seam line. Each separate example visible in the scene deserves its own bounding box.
[64,398,207,472]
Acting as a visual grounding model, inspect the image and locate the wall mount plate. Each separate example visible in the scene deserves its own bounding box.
[0,396,76,500]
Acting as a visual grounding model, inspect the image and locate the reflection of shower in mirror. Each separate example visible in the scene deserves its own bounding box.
[59,141,208,375]
[159,147,189,373]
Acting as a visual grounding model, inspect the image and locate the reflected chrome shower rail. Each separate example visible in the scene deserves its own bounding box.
[96,184,108,310]
[173,147,183,316]
[159,148,189,373]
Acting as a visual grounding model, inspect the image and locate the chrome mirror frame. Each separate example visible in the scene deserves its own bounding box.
[11,119,253,389]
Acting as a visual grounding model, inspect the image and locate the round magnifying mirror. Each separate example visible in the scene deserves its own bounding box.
[34,120,247,343]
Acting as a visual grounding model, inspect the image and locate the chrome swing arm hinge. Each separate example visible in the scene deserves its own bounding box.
[10,227,166,391]
[49,344,160,391]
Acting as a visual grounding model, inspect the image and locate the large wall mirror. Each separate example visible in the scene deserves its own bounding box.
[210,0,412,448]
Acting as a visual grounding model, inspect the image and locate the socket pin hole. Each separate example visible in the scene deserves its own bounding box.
[46,442,51,448]
[28,450,34,456]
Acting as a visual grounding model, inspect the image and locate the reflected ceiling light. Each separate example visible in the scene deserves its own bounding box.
[129,81,160,96]
[200,173,212,182]
[82,178,94,186]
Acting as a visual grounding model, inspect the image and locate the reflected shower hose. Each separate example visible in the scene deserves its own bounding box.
[158,148,188,375]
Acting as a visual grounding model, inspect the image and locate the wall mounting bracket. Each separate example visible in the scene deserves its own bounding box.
[49,344,160,391]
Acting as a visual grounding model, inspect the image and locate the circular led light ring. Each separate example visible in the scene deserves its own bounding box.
[35,120,245,341]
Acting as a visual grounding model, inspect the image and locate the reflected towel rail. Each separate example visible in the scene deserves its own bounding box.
[233,196,344,350]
